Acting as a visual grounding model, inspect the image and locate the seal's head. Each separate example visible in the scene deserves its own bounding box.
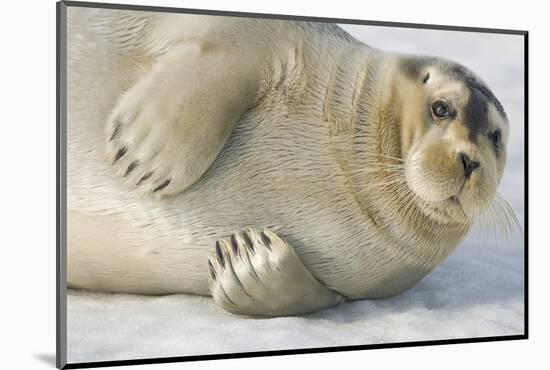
[396,56,509,225]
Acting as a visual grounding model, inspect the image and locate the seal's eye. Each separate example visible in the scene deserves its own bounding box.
[489,130,501,149]
[431,101,451,118]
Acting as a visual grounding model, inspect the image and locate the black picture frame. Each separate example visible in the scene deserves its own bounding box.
[56,1,529,368]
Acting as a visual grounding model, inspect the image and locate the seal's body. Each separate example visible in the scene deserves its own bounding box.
[67,8,509,316]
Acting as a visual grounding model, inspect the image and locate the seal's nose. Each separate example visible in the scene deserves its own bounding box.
[459,153,480,178]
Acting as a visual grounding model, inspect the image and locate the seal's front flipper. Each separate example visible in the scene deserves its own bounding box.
[208,228,344,317]
[105,43,263,198]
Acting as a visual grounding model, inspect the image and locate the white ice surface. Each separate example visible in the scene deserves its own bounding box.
[67,21,525,364]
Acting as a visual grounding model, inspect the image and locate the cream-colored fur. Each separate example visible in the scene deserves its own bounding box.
[67,8,508,316]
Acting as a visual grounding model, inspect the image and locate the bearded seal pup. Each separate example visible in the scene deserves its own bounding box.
[66,8,514,316]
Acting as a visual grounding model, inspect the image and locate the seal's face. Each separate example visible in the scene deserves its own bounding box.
[399,59,509,223]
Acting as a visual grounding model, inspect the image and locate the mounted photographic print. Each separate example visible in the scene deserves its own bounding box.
[56,1,528,368]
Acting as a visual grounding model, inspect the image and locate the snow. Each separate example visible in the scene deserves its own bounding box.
[66,20,525,364]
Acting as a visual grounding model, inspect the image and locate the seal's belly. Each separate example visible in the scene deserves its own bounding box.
[68,99,431,297]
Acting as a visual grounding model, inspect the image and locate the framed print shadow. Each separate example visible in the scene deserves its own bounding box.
[56,1,528,368]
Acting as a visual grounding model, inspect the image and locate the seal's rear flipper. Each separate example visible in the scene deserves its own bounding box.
[105,42,264,198]
[208,228,344,317]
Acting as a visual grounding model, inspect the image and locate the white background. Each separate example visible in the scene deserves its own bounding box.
[0,0,546,369]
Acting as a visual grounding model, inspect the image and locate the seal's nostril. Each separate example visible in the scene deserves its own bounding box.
[460,153,480,178]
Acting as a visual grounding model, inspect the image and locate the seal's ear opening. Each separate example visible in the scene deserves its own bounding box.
[422,72,430,84]
[399,55,437,83]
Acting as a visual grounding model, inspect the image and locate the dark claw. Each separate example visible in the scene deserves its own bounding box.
[124,161,139,177]
[242,232,255,254]
[219,286,237,306]
[109,123,121,141]
[261,231,272,251]
[208,260,217,281]
[136,172,153,186]
[113,146,127,164]
[230,234,239,256]
[215,241,225,268]
[153,178,171,193]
